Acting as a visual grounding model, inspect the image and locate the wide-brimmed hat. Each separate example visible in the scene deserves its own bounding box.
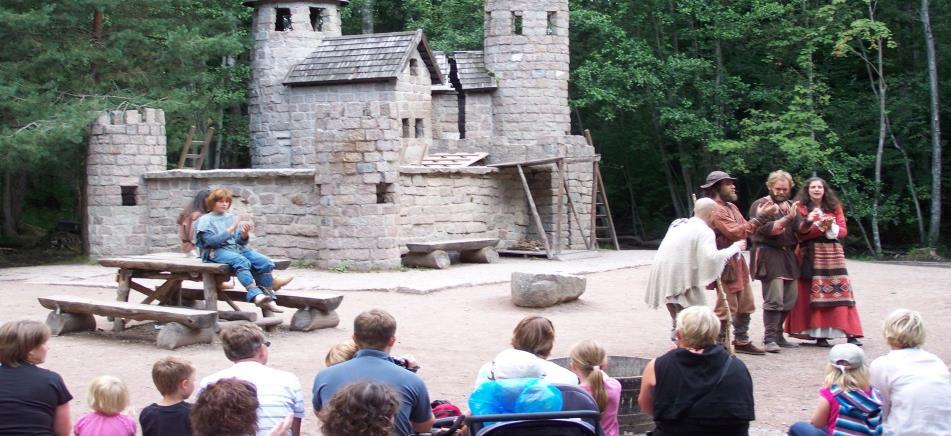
[828,343,865,369]
[699,171,737,189]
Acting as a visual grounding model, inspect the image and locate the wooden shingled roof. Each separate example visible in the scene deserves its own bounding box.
[284,29,443,86]
[432,51,497,93]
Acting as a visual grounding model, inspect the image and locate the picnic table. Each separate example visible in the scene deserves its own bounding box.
[38,252,342,349]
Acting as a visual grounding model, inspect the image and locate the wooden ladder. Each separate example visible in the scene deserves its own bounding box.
[585,129,620,250]
[176,125,215,170]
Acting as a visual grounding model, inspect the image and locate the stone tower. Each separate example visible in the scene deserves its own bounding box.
[483,0,571,150]
[245,0,347,168]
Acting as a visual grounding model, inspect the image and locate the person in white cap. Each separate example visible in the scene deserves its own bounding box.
[788,343,883,435]
[870,309,951,435]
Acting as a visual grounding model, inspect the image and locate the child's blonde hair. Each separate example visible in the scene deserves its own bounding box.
[824,344,870,392]
[882,308,926,349]
[569,340,609,412]
[88,375,130,415]
[325,340,358,367]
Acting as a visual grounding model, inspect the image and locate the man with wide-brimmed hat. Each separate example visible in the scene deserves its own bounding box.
[700,170,776,355]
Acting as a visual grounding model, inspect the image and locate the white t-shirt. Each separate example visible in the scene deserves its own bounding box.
[869,348,951,435]
[199,361,305,436]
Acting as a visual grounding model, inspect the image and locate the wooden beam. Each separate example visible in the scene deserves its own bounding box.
[180,288,344,312]
[39,295,217,329]
[555,158,565,254]
[563,178,591,250]
[517,164,553,259]
[405,238,498,253]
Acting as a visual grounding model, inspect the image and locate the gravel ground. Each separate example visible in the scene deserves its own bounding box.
[1,256,948,435]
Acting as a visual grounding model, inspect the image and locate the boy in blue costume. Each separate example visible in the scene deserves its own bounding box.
[194,188,282,313]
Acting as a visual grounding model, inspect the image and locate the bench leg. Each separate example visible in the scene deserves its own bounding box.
[46,312,96,336]
[460,247,499,264]
[402,250,451,269]
[156,322,214,350]
[113,270,133,332]
[291,308,340,332]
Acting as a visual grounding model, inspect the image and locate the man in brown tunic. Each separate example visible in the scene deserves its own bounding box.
[748,170,801,353]
[701,171,774,355]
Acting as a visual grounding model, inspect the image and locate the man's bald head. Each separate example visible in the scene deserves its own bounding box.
[694,197,717,224]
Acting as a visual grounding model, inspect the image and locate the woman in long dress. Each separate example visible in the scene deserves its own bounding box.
[785,177,864,347]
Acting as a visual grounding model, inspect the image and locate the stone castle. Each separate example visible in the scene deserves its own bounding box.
[85,0,597,270]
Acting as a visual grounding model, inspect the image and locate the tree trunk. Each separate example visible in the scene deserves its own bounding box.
[921,0,942,246]
[1,171,27,238]
[361,0,374,34]
[886,117,926,244]
[91,9,103,85]
[870,44,885,257]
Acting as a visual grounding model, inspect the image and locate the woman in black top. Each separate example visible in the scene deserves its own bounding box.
[0,320,73,436]
[638,306,755,436]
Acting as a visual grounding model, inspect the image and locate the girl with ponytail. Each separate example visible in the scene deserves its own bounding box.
[568,340,621,436]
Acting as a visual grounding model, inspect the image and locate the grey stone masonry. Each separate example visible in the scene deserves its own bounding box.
[86,109,167,256]
[248,1,343,168]
[483,0,570,150]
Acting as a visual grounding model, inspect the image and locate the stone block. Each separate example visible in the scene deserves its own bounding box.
[510,272,586,308]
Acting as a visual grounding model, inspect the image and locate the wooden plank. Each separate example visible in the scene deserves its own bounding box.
[99,254,290,273]
[555,157,565,255]
[419,152,488,168]
[405,238,499,253]
[596,162,621,250]
[488,155,601,169]
[517,164,553,259]
[38,296,217,329]
[564,178,591,250]
[179,288,344,311]
[176,126,197,169]
[590,161,599,249]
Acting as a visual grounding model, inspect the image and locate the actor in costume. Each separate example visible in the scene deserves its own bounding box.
[701,171,775,355]
[786,177,864,347]
[748,170,801,353]
[645,198,746,340]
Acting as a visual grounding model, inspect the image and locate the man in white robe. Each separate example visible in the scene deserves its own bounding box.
[645,198,746,339]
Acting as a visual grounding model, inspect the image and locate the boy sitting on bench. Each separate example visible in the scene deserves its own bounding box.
[194,188,282,313]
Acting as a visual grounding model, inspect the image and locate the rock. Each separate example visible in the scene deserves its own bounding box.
[510,272,586,308]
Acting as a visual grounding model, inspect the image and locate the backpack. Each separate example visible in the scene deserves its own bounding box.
[830,385,883,435]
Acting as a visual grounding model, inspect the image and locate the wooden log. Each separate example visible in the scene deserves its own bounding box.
[98,256,290,274]
[156,322,213,349]
[291,308,340,332]
[405,238,499,253]
[45,311,96,336]
[38,296,218,329]
[517,164,553,259]
[217,317,283,332]
[402,251,451,269]
[217,311,257,322]
[459,247,500,264]
[178,289,344,311]
[114,270,132,332]
[202,273,218,312]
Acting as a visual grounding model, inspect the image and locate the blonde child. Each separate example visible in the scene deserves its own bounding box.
[73,375,136,436]
[789,344,883,435]
[140,357,196,436]
[325,340,359,367]
[568,340,621,436]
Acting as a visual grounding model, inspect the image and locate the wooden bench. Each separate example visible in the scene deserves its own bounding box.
[179,288,344,332]
[38,295,217,349]
[403,238,500,269]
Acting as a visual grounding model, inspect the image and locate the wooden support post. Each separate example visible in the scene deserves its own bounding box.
[113,269,132,332]
[589,161,599,249]
[202,273,219,311]
[596,162,621,250]
[555,158,565,255]
[517,164,553,259]
[563,178,591,250]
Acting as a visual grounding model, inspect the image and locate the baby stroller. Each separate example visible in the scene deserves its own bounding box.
[422,384,604,436]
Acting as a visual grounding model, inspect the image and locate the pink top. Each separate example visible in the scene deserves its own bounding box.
[581,376,622,436]
[73,411,136,436]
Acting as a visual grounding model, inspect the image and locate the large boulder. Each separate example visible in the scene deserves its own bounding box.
[510,272,586,308]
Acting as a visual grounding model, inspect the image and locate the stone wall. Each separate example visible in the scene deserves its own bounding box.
[86,109,167,256]
[248,1,343,168]
[431,92,460,140]
[465,92,494,140]
[142,169,320,261]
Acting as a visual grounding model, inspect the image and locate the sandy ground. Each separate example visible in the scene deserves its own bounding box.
[1,254,949,435]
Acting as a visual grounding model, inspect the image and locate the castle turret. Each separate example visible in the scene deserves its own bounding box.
[245,0,347,167]
[483,0,570,149]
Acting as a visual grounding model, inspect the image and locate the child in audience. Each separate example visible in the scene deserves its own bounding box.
[568,340,621,436]
[177,189,210,257]
[325,340,358,366]
[870,309,951,434]
[789,344,883,435]
[140,357,196,436]
[190,378,292,436]
[318,381,402,436]
[73,375,136,436]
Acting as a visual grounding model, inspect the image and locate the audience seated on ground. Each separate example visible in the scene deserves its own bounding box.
[0,320,72,436]
[191,378,293,436]
[789,343,883,435]
[318,381,401,436]
[312,309,434,436]
[140,356,196,436]
[639,306,755,436]
[474,316,579,388]
[198,322,305,436]
[869,309,951,434]
[73,375,136,436]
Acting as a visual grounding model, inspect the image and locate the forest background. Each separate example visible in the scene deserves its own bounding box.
[0,0,948,260]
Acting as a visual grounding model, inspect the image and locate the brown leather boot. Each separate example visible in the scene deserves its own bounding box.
[252,293,283,313]
[271,275,294,291]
